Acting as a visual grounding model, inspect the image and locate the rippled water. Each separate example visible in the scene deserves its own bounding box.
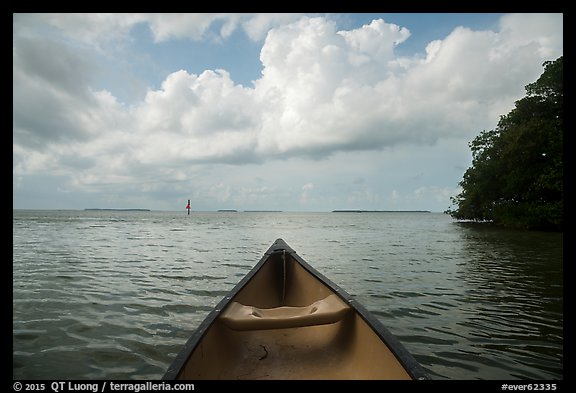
[12,210,563,380]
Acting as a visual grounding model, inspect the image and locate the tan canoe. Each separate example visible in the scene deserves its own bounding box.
[163,238,430,380]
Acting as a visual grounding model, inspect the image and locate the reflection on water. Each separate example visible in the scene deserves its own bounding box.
[398,223,563,380]
[451,224,563,379]
[13,211,562,380]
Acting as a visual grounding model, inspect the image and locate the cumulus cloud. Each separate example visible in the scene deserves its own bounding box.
[13,13,563,206]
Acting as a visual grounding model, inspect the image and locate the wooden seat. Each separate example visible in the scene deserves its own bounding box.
[220,294,351,330]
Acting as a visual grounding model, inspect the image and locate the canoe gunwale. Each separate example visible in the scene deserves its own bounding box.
[162,238,430,380]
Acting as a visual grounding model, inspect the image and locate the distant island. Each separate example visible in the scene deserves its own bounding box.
[217,209,238,212]
[332,210,431,213]
[84,208,150,211]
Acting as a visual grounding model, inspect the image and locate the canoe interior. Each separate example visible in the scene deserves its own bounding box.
[170,240,421,380]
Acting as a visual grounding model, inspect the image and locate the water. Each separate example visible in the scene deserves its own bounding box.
[12,210,563,380]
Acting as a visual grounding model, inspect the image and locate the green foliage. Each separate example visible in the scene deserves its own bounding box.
[446,57,563,231]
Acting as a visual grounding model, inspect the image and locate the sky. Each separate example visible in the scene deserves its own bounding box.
[13,13,563,212]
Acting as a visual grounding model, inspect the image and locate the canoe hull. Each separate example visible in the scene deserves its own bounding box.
[163,239,429,380]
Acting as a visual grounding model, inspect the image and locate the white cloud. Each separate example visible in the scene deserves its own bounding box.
[338,18,411,61]
[143,13,305,42]
[242,13,305,41]
[132,69,259,165]
[497,13,563,59]
[13,13,305,46]
[13,13,148,52]
[144,13,240,42]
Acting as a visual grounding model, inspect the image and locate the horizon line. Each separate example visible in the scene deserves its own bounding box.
[13,208,445,214]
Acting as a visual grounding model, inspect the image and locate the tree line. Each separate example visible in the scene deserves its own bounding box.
[446,56,563,231]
